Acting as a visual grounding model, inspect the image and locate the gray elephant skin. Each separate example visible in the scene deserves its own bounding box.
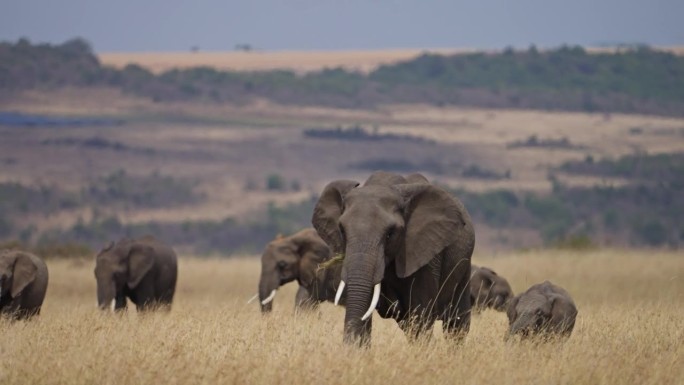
[94,235,178,312]
[0,250,49,319]
[470,265,514,312]
[507,280,578,339]
[312,171,475,345]
[257,228,343,312]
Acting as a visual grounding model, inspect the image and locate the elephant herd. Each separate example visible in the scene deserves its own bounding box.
[0,235,178,319]
[255,171,578,345]
[0,171,577,346]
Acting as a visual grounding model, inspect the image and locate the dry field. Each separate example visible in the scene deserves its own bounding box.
[3,88,684,249]
[3,90,684,215]
[1,249,682,384]
[98,46,684,75]
[99,48,470,74]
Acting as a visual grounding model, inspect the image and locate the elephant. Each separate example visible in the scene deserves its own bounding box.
[257,228,343,313]
[506,280,578,339]
[94,235,178,312]
[312,171,475,345]
[470,265,514,312]
[0,250,49,320]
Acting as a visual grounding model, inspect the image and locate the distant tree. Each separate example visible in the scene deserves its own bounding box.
[266,173,285,191]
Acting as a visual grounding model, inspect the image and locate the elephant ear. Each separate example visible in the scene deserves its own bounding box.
[112,239,132,260]
[312,180,359,254]
[506,295,520,324]
[292,230,330,287]
[404,173,429,184]
[127,244,155,288]
[394,183,470,278]
[11,253,37,298]
[549,294,577,331]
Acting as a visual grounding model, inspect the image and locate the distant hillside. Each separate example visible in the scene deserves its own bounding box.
[2,38,684,116]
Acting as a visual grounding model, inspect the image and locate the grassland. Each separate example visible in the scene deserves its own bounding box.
[3,88,684,251]
[1,249,682,384]
[98,48,465,74]
[97,46,684,75]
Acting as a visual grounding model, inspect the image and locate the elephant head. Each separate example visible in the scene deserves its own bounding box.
[507,281,577,339]
[0,251,37,300]
[470,265,514,311]
[312,172,471,344]
[257,228,331,312]
[94,239,155,310]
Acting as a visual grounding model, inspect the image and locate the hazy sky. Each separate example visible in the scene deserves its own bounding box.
[1,0,682,52]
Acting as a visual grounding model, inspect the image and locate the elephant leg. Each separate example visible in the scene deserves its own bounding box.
[442,284,471,343]
[114,292,127,311]
[294,286,319,313]
[397,310,435,343]
[2,299,22,319]
[131,280,156,312]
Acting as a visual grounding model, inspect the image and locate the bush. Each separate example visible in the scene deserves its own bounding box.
[266,173,286,191]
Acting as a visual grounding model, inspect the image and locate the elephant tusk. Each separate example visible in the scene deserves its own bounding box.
[261,290,277,305]
[246,293,259,304]
[361,283,381,321]
[334,280,345,306]
[110,299,116,311]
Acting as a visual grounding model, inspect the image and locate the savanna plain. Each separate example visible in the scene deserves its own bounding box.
[2,47,684,385]
[1,250,682,385]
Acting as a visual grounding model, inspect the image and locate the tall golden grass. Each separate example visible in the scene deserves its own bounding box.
[1,249,682,384]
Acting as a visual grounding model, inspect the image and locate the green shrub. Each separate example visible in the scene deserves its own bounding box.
[266,173,285,191]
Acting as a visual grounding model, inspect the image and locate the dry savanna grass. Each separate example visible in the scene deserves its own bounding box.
[98,48,469,74]
[3,89,684,250]
[98,46,684,75]
[1,249,682,384]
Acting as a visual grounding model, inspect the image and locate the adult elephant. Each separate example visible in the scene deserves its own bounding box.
[313,171,475,345]
[257,228,343,312]
[470,265,514,312]
[506,280,577,339]
[0,250,49,319]
[94,235,178,312]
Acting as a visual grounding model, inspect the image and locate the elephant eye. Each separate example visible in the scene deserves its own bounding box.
[277,261,287,270]
[386,226,396,240]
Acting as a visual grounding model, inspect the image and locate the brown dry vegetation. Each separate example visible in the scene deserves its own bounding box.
[3,89,684,250]
[1,250,682,384]
[98,46,684,75]
[98,48,472,74]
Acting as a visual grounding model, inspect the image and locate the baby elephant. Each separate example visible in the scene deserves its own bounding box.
[0,250,49,319]
[256,228,341,313]
[507,281,577,339]
[470,265,514,312]
[94,235,178,312]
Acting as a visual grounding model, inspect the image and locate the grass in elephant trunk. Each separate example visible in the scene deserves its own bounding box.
[0,250,682,384]
[318,253,345,271]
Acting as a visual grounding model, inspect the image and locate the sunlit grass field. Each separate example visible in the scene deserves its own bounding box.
[1,249,682,384]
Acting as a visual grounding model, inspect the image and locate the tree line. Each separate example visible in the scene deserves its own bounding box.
[1,153,682,255]
[2,38,684,116]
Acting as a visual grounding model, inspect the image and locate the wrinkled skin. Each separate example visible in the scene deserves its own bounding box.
[470,265,514,312]
[507,280,578,339]
[94,235,178,312]
[312,171,474,346]
[0,250,49,320]
[257,228,343,313]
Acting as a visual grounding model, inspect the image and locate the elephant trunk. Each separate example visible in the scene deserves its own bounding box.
[97,280,116,310]
[342,250,381,346]
[493,295,508,311]
[258,273,279,313]
[509,312,536,336]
